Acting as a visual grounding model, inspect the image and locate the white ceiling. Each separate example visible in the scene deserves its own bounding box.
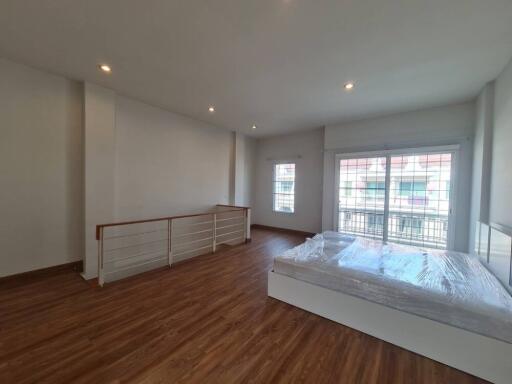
[1,1,512,137]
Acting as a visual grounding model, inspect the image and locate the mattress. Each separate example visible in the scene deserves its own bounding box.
[273,232,512,343]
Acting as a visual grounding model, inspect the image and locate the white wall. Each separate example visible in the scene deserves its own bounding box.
[490,57,512,229]
[469,83,494,252]
[243,137,257,207]
[114,95,233,220]
[83,83,117,278]
[323,102,475,252]
[253,129,324,233]
[0,59,83,277]
[234,132,257,207]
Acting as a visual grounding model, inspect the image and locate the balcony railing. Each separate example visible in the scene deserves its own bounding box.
[96,204,251,286]
[338,208,448,249]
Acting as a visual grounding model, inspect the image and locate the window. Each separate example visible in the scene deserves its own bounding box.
[340,181,353,197]
[398,217,424,237]
[337,156,387,240]
[367,213,384,234]
[337,150,454,249]
[399,181,426,197]
[366,181,386,198]
[273,163,295,213]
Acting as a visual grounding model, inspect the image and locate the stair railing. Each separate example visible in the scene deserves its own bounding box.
[96,204,250,286]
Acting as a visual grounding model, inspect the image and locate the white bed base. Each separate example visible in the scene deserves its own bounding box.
[268,270,512,384]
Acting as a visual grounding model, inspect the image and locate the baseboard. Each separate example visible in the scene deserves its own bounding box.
[0,260,83,283]
[251,224,316,238]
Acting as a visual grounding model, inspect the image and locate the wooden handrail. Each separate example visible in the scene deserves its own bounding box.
[216,204,251,210]
[96,207,248,240]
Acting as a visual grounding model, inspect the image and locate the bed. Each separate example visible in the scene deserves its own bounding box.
[268,224,512,384]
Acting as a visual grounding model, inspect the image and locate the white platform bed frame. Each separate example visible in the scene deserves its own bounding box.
[268,222,512,384]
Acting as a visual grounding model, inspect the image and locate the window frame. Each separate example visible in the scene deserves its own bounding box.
[334,145,458,250]
[272,162,296,214]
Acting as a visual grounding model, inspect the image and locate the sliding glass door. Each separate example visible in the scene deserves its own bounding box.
[336,148,454,249]
[338,156,387,240]
[387,153,452,248]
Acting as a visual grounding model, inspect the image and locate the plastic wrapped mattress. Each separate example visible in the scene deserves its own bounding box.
[273,232,512,343]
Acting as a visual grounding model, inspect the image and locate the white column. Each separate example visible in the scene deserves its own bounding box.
[82,83,116,280]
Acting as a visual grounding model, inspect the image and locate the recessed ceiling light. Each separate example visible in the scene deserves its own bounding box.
[99,64,112,73]
[344,82,355,91]
[252,125,257,129]
[208,106,215,113]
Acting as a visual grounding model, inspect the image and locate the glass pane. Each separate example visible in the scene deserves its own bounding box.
[338,156,387,240]
[273,163,295,213]
[387,153,452,249]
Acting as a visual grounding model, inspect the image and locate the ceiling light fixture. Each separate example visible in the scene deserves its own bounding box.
[252,125,257,129]
[344,82,355,91]
[208,106,215,113]
[99,64,112,73]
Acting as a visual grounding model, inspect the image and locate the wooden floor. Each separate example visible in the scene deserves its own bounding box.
[0,229,486,384]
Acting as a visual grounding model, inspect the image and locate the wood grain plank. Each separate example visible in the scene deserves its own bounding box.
[0,228,487,384]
